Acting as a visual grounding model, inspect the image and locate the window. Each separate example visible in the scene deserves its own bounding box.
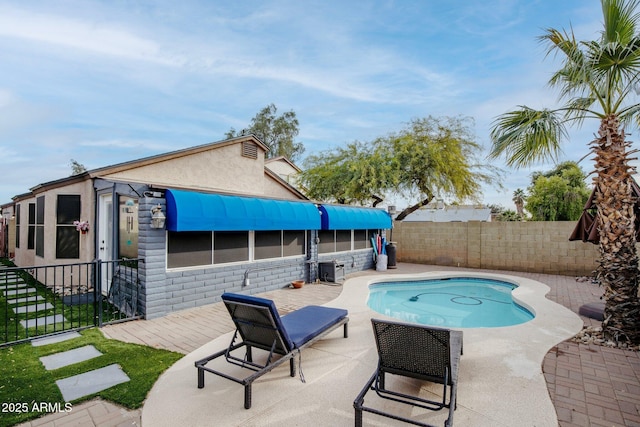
[27,203,35,250]
[214,231,249,264]
[319,229,375,254]
[56,195,80,259]
[167,229,306,269]
[255,230,306,260]
[283,230,305,257]
[167,231,212,268]
[354,230,372,250]
[15,204,20,249]
[35,196,45,257]
[318,230,335,254]
[118,197,138,259]
[255,230,281,260]
[336,230,351,252]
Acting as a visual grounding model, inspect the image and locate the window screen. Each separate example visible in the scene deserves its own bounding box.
[354,229,371,250]
[255,230,281,260]
[55,195,81,259]
[214,231,249,263]
[283,230,305,257]
[167,231,212,268]
[318,230,335,254]
[336,230,351,252]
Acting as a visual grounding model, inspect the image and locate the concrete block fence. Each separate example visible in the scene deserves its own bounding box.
[393,221,600,276]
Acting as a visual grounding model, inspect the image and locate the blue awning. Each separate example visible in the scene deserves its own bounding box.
[165,189,321,232]
[318,204,392,230]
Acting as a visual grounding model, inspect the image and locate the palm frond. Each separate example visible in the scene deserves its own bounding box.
[489,107,568,168]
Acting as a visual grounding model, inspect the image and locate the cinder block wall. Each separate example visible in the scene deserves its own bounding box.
[393,221,600,276]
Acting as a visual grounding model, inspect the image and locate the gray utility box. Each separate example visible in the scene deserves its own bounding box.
[318,261,345,283]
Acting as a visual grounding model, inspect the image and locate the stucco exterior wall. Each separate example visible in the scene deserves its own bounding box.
[13,180,95,267]
[393,221,600,276]
[102,143,270,196]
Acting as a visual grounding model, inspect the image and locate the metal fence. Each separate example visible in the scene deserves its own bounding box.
[1,259,142,347]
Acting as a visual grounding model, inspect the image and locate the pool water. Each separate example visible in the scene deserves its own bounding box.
[367,277,534,328]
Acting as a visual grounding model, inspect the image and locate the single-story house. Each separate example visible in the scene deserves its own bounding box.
[0,135,391,318]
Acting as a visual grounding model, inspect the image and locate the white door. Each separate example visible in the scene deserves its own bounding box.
[99,194,113,295]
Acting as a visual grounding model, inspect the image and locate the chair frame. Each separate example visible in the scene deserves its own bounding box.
[195,295,348,409]
[354,319,462,427]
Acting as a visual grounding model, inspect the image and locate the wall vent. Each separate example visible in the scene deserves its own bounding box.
[242,141,258,159]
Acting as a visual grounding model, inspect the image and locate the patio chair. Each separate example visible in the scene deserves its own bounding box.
[195,292,348,409]
[354,319,463,427]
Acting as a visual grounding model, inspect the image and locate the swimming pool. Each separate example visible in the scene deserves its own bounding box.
[367,277,534,328]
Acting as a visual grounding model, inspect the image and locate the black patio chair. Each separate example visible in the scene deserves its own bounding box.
[354,319,463,427]
[195,292,348,409]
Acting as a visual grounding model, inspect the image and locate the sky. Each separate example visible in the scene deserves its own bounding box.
[0,0,615,210]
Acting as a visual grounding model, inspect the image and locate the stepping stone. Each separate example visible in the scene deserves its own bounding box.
[20,314,67,329]
[13,303,54,314]
[1,283,28,290]
[4,288,37,296]
[40,345,102,370]
[32,331,81,347]
[7,295,44,304]
[56,364,130,402]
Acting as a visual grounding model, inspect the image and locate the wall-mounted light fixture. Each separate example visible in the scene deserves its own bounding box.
[150,204,166,229]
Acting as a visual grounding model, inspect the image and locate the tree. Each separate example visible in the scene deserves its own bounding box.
[69,159,86,175]
[226,104,305,162]
[299,116,502,219]
[512,188,526,218]
[525,162,590,221]
[301,141,390,206]
[496,209,522,221]
[489,0,640,345]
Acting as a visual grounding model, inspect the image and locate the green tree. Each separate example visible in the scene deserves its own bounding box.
[489,0,640,344]
[496,209,521,221]
[525,162,590,221]
[512,188,526,218]
[301,141,390,206]
[300,116,501,219]
[69,159,86,175]
[226,104,305,162]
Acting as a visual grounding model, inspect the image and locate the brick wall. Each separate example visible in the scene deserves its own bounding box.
[393,221,600,276]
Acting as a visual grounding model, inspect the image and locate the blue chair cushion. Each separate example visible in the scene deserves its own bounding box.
[280,306,348,348]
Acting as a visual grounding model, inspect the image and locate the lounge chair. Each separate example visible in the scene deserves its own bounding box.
[354,319,463,427]
[195,292,349,409]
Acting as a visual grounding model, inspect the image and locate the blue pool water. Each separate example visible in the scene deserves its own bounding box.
[367,277,535,328]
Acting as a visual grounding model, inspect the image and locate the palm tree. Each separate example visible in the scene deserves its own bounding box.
[512,188,526,218]
[489,0,640,345]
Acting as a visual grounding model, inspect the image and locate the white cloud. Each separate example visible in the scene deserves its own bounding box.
[0,5,178,65]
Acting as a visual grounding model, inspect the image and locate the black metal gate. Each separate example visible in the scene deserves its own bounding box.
[1,258,142,347]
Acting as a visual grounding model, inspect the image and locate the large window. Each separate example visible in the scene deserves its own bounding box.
[56,195,80,259]
[319,229,373,254]
[255,230,306,260]
[167,229,306,269]
[35,196,45,257]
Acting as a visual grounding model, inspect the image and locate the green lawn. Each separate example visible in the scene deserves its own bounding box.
[0,328,183,427]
